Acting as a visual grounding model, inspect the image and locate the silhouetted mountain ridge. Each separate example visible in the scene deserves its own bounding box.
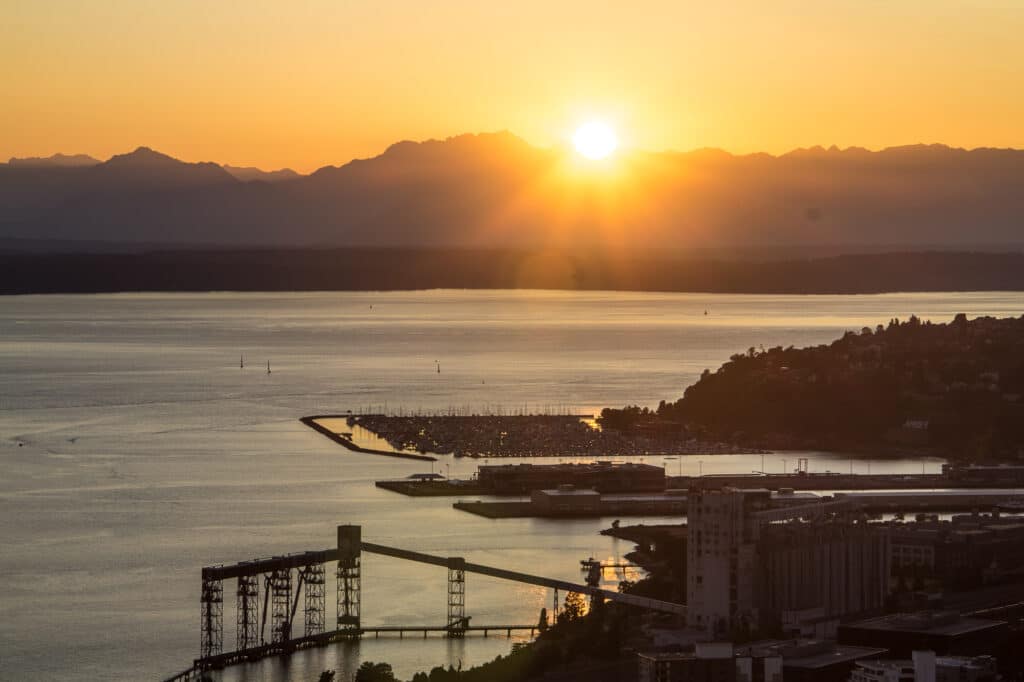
[2,134,1023,250]
[85,147,237,190]
[5,153,100,167]
[222,165,299,182]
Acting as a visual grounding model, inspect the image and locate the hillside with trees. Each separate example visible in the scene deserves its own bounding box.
[603,315,1024,459]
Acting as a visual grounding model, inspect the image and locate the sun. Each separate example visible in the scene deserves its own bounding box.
[573,121,618,160]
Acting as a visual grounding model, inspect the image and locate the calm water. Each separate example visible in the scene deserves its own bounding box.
[1,290,1021,681]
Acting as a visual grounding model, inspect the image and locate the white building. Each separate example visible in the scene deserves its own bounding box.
[849,651,998,682]
[685,488,768,633]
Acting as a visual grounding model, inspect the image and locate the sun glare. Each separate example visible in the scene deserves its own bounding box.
[573,121,618,160]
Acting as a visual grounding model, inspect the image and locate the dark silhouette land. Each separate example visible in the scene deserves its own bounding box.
[3,134,1024,252]
[604,314,1024,458]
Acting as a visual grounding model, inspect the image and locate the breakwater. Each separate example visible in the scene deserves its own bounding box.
[300,415,437,461]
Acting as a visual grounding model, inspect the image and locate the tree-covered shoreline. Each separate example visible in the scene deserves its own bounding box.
[602,314,1024,460]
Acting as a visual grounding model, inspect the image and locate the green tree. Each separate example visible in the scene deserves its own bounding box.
[355,661,397,682]
[557,592,587,624]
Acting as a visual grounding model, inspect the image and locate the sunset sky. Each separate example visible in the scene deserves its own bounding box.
[3,0,1023,172]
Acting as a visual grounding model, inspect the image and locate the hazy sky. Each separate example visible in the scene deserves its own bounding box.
[3,0,1023,172]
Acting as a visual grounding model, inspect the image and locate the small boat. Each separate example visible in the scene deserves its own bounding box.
[240,354,244,369]
[267,361,272,375]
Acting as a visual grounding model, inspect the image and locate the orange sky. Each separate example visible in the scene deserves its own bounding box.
[3,1,1023,172]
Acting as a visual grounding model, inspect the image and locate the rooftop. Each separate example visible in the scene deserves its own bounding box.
[784,644,890,669]
[948,463,1024,471]
[770,490,821,502]
[844,611,1006,637]
[838,489,1024,497]
[535,487,600,497]
[738,639,888,669]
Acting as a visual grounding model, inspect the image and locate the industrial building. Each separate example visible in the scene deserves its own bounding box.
[757,522,890,627]
[637,642,782,682]
[888,512,1024,588]
[833,489,1024,512]
[530,486,601,515]
[637,639,894,682]
[685,488,770,634]
[687,488,891,635]
[478,461,666,493]
[942,462,1024,487]
[527,486,689,516]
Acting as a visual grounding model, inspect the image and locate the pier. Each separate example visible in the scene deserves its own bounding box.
[186,525,685,677]
[453,487,1024,519]
[380,466,1024,500]
[360,625,537,638]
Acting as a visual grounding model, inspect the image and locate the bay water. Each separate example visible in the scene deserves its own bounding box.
[1,290,1021,680]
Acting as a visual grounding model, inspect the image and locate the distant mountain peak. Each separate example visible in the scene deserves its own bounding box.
[879,143,964,155]
[86,146,237,186]
[380,130,531,156]
[310,130,538,179]
[6,153,100,167]
[222,165,300,182]
[104,146,183,167]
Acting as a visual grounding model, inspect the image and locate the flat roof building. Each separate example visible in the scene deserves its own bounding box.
[838,612,1007,657]
[530,485,601,516]
[850,650,998,682]
[638,642,782,682]
[737,639,889,682]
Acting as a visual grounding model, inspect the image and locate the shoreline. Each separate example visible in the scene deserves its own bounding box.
[6,250,1024,296]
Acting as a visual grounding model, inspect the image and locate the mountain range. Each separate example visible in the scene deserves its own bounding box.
[2,133,1023,251]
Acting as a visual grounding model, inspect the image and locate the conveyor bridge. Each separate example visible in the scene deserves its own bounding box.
[189,524,685,675]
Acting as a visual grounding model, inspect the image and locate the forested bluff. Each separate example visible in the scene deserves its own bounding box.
[600,314,1024,459]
